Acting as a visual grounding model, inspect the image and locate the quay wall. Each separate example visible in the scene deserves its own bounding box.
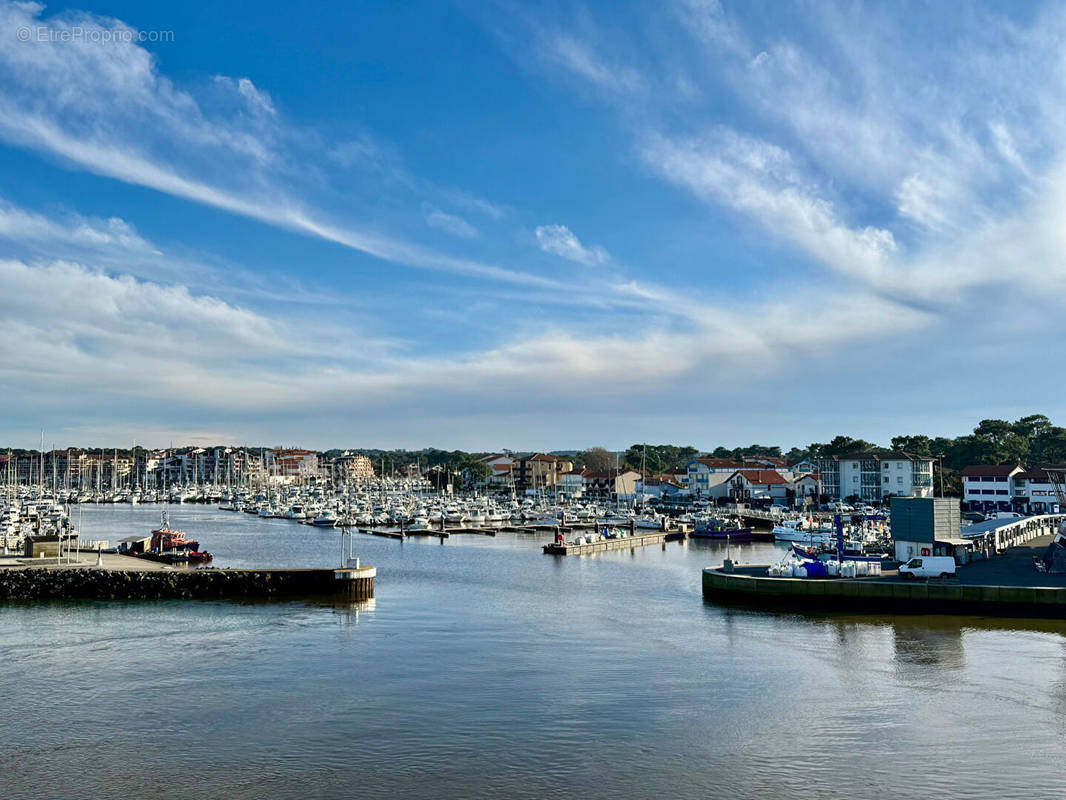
[0,567,372,602]
[703,568,1066,619]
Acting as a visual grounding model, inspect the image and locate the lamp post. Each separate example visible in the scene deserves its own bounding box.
[936,454,944,497]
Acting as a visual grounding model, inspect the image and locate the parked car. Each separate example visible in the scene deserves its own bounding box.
[898,556,956,579]
[962,511,986,522]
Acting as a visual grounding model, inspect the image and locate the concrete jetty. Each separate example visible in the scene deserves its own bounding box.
[544,530,686,555]
[0,553,375,601]
[702,558,1066,619]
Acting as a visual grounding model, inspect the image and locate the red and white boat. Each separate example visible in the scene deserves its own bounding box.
[138,510,213,564]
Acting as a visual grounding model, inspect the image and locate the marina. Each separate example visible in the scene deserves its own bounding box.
[5,502,1066,800]
[5,1,1064,796]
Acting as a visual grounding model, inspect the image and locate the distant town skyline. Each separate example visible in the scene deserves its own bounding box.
[1,2,1064,447]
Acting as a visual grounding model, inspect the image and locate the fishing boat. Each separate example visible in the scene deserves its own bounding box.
[136,510,212,564]
[691,517,752,541]
[772,518,834,545]
[790,542,886,564]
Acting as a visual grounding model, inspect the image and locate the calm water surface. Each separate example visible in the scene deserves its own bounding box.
[4,505,1066,799]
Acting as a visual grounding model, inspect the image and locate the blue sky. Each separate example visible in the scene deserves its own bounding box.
[0,0,1063,451]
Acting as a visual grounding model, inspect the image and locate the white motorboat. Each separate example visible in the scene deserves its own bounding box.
[772,518,834,545]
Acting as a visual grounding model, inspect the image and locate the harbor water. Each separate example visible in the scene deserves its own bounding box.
[4,505,1066,799]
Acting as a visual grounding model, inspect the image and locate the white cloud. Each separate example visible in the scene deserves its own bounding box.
[535,224,610,265]
[542,34,645,94]
[11,0,1066,445]
[675,0,751,59]
[236,77,276,116]
[0,250,932,437]
[425,209,479,239]
[0,199,160,254]
[212,75,276,117]
[642,130,897,289]
[0,2,554,292]
[442,189,506,220]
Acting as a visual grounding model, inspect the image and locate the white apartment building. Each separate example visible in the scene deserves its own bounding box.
[814,451,935,503]
[960,464,1021,511]
[1011,469,1062,513]
[961,464,1063,513]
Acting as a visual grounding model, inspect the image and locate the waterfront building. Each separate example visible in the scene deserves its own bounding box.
[960,464,1023,512]
[890,496,963,562]
[788,459,818,475]
[265,448,320,483]
[685,459,745,496]
[724,469,789,503]
[0,449,137,490]
[1010,467,1064,513]
[512,453,574,491]
[960,464,1064,514]
[813,451,935,503]
[331,452,376,480]
[557,469,586,499]
[636,474,685,500]
[791,472,822,505]
[478,454,518,489]
[579,469,641,500]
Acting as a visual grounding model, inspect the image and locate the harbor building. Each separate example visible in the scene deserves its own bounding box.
[478,454,518,489]
[1011,467,1064,514]
[960,464,1064,514]
[557,469,586,499]
[685,459,747,496]
[579,469,641,500]
[330,452,376,480]
[725,469,789,503]
[813,451,935,503]
[1,449,136,490]
[791,472,822,504]
[961,464,1023,512]
[265,448,319,483]
[512,453,574,492]
[144,448,260,488]
[890,496,964,562]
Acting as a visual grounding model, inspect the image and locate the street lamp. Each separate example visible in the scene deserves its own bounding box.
[936,453,944,498]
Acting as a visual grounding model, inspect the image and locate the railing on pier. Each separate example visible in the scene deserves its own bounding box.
[962,514,1066,552]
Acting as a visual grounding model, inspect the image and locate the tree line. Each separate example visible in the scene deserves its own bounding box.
[13,414,1065,493]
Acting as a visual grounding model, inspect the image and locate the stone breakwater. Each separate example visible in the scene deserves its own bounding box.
[0,567,366,601]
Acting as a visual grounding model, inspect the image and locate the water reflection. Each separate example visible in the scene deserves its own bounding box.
[892,621,965,669]
[8,504,1063,800]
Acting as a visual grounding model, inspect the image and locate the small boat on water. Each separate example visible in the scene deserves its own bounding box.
[790,543,887,564]
[134,510,212,564]
[311,511,339,527]
[772,518,834,545]
[691,517,752,541]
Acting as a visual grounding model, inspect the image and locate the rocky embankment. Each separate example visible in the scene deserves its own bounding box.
[0,567,341,601]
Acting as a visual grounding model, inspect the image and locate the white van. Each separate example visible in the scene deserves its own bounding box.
[987,511,1023,520]
[898,556,956,579]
